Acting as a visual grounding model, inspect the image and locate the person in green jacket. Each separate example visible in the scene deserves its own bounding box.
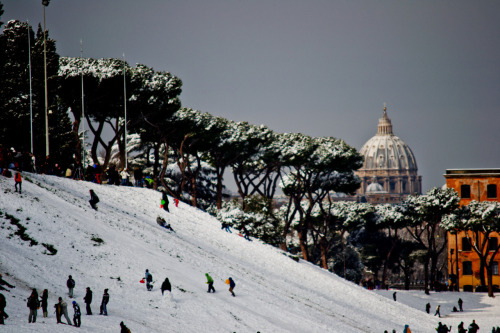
[205,273,215,293]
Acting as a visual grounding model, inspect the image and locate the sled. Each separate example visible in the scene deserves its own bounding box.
[225,279,230,285]
[140,279,145,284]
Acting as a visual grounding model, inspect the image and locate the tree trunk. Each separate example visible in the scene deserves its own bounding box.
[298,226,309,262]
[424,256,430,295]
[320,237,328,269]
[215,165,225,209]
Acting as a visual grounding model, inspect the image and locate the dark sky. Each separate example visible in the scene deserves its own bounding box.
[3,0,500,191]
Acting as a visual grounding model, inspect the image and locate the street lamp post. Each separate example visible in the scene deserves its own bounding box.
[42,0,50,158]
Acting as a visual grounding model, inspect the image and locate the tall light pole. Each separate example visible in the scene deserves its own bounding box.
[42,0,50,158]
[28,21,33,154]
[123,54,128,170]
[80,39,85,173]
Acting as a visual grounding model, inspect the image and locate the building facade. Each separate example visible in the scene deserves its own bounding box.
[355,106,422,204]
[445,168,500,291]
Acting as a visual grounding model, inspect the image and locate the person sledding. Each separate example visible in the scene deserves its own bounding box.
[89,190,99,210]
[156,216,175,232]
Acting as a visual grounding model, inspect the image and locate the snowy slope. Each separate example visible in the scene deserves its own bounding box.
[0,173,497,332]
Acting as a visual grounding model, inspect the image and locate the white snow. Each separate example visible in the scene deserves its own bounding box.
[0,173,499,332]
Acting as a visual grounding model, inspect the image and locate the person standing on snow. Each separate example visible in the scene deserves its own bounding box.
[457,321,466,333]
[120,168,129,186]
[58,297,72,325]
[205,273,215,293]
[27,288,39,323]
[72,301,81,327]
[83,287,93,315]
[228,277,236,297]
[403,324,411,333]
[0,292,7,325]
[392,291,397,301]
[468,320,479,333]
[67,275,75,298]
[161,191,170,212]
[100,289,109,315]
[40,289,48,318]
[458,298,463,312]
[120,321,131,333]
[14,171,22,193]
[434,304,441,317]
[161,278,171,296]
[425,302,431,314]
[144,269,153,291]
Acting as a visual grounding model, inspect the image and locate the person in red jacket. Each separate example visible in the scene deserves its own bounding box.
[14,172,22,194]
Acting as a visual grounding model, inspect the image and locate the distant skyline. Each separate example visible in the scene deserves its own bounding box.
[3,0,500,191]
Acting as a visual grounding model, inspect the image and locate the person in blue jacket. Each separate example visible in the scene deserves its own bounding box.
[228,277,236,297]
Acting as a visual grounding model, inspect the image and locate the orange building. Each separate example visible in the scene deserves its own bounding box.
[445,169,500,291]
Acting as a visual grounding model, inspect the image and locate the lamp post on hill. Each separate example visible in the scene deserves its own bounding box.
[42,0,50,158]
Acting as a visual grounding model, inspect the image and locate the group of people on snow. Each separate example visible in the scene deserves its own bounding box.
[0,272,112,328]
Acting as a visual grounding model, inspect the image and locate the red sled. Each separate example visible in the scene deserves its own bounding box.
[140,279,145,284]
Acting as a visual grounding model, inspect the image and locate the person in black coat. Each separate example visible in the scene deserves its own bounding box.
[41,289,48,318]
[0,293,8,325]
[83,287,92,315]
[161,278,172,296]
[161,191,169,212]
[27,289,40,323]
[67,275,75,298]
[89,190,99,210]
[100,289,109,315]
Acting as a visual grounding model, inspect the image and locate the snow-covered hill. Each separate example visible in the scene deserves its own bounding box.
[0,173,496,332]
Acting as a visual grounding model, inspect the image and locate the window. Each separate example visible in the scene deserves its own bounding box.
[487,184,497,198]
[462,237,472,251]
[390,182,396,191]
[489,237,498,252]
[461,185,471,199]
[463,261,473,275]
[493,262,499,275]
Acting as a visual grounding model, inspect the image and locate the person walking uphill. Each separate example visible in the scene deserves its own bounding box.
[206,273,215,293]
[14,171,22,193]
[227,277,236,297]
[27,288,39,323]
[67,275,75,298]
[100,289,109,315]
[144,269,153,291]
[83,287,92,315]
[161,278,171,296]
[434,304,441,317]
[161,191,170,212]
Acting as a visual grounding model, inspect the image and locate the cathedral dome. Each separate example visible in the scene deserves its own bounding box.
[359,107,418,171]
[355,105,422,201]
